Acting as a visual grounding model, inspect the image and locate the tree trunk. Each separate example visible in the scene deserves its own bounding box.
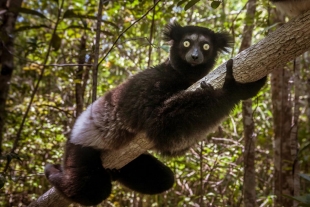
[92,0,105,103]
[29,10,310,207]
[271,65,293,207]
[0,0,23,155]
[307,78,310,134]
[270,8,302,207]
[75,34,87,117]
[291,57,301,207]
[270,9,293,204]
[239,0,257,206]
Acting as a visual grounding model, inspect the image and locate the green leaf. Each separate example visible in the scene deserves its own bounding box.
[211,1,221,9]
[63,9,79,18]
[15,7,46,19]
[184,0,200,11]
[63,9,96,20]
[51,33,61,51]
[0,174,5,189]
[177,0,188,6]
[283,194,310,205]
[255,22,282,37]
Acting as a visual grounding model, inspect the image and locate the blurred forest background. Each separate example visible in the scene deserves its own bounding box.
[0,0,310,206]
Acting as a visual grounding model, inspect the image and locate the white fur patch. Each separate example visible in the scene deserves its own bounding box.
[184,34,210,43]
[70,97,135,150]
[198,35,210,42]
[189,34,198,41]
[70,101,107,149]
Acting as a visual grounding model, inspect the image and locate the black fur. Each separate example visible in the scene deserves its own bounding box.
[271,0,310,17]
[45,141,112,206]
[116,154,175,194]
[45,22,266,206]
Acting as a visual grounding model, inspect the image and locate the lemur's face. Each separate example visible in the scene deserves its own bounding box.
[179,33,212,66]
[163,22,232,71]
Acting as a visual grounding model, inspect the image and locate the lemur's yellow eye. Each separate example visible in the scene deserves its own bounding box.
[203,43,210,50]
[183,41,190,47]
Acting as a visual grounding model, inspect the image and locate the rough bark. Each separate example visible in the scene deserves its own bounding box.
[0,0,23,155]
[242,100,256,207]
[29,10,310,207]
[239,0,257,206]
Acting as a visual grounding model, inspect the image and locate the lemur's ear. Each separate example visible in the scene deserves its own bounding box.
[214,32,233,53]
[163,21,183,42]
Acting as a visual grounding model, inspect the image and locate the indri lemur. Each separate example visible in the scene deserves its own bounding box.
[271,0,310,17]
[45,22,266,206]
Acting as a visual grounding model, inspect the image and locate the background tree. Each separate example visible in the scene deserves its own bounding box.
[238,0,257,206]
[0,0,23,155]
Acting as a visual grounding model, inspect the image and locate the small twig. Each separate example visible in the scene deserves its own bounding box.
[37,104,73,118]
[92,0,106,102]
[147,0,157,68]
[98,0,162,66]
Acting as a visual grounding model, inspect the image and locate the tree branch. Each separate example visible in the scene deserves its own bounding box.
[29,10,310,207]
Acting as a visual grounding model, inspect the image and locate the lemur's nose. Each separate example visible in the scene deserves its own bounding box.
[191,54,198,60]
[191,49,199,60]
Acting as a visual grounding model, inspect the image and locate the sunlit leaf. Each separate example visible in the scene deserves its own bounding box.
[51,33,61,51]
[211,1,221,9]
[23,63,42,74]
[184,0,200,11]
[177,0,188,6]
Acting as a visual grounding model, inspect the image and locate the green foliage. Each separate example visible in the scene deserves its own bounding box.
[0,0,309,206]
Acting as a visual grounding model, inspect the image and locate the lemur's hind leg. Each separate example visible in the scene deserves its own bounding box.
[116,154,175,194]
[45,142,112,206]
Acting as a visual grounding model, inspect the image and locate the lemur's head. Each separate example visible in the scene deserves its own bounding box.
[163,21,232,75]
